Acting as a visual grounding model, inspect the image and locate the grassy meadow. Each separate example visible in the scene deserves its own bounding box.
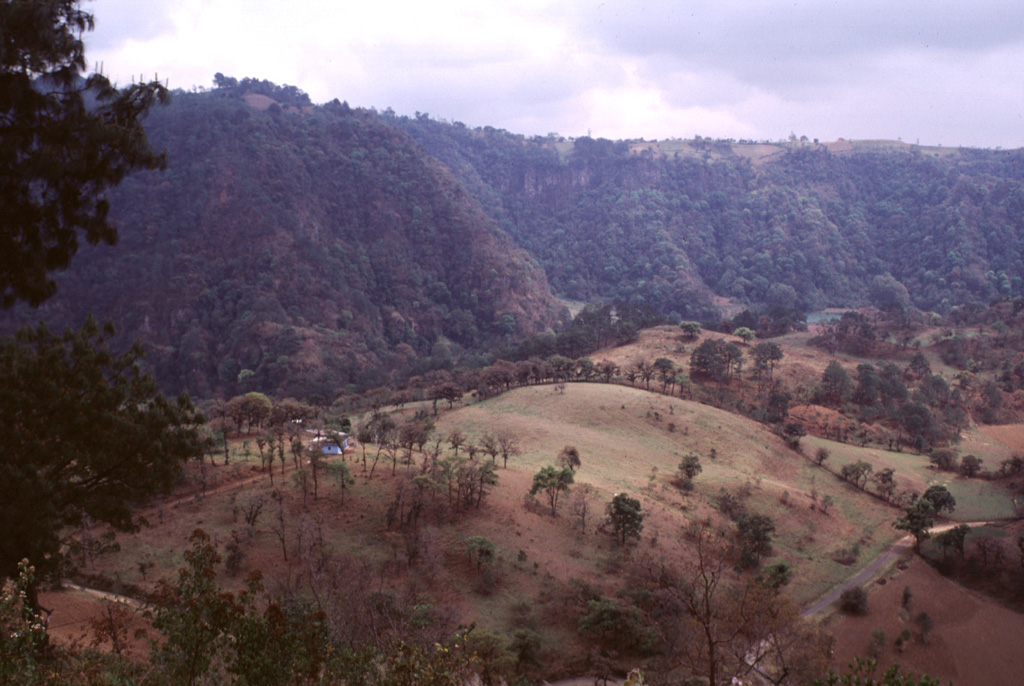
[86,382,914,618]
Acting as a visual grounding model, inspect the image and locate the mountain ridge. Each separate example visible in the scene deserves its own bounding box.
[7,78,1024,399]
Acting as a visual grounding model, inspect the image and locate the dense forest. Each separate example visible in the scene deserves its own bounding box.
[7,76,1024,400]
[2,79,563,399]
[396,115,1024,317]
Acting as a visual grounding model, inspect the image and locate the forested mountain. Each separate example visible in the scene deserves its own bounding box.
[2,80,563,399]
[396,116,1024,317]
[7,77,1024,399]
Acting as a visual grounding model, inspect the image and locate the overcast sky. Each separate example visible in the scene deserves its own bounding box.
[86,0,1024,148]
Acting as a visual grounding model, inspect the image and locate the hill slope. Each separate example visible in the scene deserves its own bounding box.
[4,84,562,398]
[397,116,1024,316]
[10,78,1024,398]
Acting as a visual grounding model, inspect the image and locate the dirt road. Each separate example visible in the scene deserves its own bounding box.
[800,520,992,618]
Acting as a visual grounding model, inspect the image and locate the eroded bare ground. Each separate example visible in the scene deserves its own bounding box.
[827,556,1024,686]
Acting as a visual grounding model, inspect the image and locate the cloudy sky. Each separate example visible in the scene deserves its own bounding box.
[87,0,1024,148]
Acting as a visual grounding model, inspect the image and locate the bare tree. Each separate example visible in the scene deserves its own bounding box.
[570,483,599,535]
[270,489,288,561]
[290,437,304,471]
[479,433,500,464]
[557,445,582,472]
[448,430,466,456]
[497,431,521,468]
[306,444,324,500]
[636,522,828,686]
[237,493,268,527]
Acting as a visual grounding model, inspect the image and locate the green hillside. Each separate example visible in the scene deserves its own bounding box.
[8,77,1024,403]
[398,116,1024,316]
[96,383,909,618]
[3,81,562,399]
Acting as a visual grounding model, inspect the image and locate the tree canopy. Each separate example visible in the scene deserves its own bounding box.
[529,465,574,516]
[606,492,644,545]
[0,318,204,581]
[0,0,169,308]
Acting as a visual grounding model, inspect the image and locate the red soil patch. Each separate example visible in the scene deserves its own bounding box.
[827,557,1024,686]
[242,93,277,110]
[789,405,888,444]
[824,139,855,153]
[40,589,151,658]
[978,424,1024,453]
[732,144,785,164]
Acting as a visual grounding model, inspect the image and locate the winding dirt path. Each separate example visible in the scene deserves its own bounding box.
[800,520,993,618]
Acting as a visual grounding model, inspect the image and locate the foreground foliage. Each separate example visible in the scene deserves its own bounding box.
[0,318,203,585]
[811,657,949,686]
[0,0,169,308]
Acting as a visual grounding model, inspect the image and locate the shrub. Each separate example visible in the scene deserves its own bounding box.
[838,587,868,615]
[716,489,745,520]
[929,449,958,472]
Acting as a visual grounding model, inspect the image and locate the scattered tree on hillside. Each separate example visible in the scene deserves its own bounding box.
[289,437,304,471]
[465,536,496,572]
[529,466,574,516]
[570,483,599,535]
[434,456,498,514]
[695,339,746,386]
[871,468,897,502]
[577,596,656,655]
[751,341,784,385]
[894,498,936,550]
[733,327,756,344]
[557,445,582,472]
[959,454,983,477]
[270,397,314,427]
[838,587,869,615]
[606,492,644,545]
[597,360,619,382]
[431,382,464,411]
[0,318,203,596]
[736,513,776,567]
[227,393,274,432]
[479,433,500,464]
[899,402,941,451]
[635,359,655,389]
[654,357,677,392]
[496,431,521,468]
[675,454,702,491]
[929,449,958,472]
[447,430,466,456]
[840,460,873,490]
[758,560,793,590]
[934,523,970,562]
[766,390,791,423]
[921,485,956,515]
[820,361,853,405]
[679,321,702,340]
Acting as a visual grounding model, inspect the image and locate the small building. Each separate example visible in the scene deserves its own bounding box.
[318,435,350,454]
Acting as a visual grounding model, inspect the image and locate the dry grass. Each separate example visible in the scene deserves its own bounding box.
[826,556,1024,686]
[80,383,907,618]
[51,376,1024,685]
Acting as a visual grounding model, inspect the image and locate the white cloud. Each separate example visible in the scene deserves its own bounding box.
[85,0,1024,148]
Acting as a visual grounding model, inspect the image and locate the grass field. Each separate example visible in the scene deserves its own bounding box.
[805,431,1019,522]
[45,311,1024,682]
[84,383,914,612]
[827,555,1024,686]
[53,376,1024,682]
